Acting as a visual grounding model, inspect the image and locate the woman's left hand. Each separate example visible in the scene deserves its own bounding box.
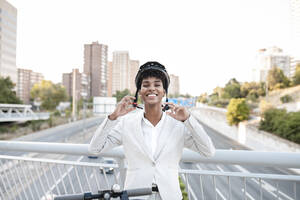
[164,102,190,122]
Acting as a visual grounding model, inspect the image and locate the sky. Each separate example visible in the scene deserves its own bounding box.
[9,0,295,96]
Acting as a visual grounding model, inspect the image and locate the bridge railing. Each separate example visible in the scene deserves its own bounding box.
[0,141,300,200]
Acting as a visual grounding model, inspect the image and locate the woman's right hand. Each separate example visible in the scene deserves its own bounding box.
[108,96,136,120]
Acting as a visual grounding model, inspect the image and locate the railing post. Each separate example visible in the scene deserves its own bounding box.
[116,158,127,189]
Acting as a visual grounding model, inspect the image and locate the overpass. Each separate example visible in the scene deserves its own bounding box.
[0,104,50,122]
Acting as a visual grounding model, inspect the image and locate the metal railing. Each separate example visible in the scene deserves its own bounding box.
[0,141,300,200]
[0,104,50,122]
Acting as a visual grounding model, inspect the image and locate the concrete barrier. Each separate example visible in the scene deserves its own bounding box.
[192,106,300,153]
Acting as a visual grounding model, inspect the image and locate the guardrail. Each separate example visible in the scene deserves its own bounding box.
[0,141,300,200]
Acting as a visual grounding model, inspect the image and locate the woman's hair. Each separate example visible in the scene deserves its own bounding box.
[137,70,167,91]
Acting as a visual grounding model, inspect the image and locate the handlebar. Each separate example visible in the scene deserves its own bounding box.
[54,187,152,200]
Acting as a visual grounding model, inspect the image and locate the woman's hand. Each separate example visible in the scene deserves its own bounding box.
[109,96,136,120]
[165,102,190,122]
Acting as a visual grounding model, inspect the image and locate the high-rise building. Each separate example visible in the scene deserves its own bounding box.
[129,60,139,94]
[111,51,140,95]
[112,51,130,95]
[290,0,300,58]
[62,68,88,100]
[107,61,113,97]
[0,0,17,84]
[83,41,108,97]
[253,47,291,82]
[17,69,44,104]
[169,74,180,96]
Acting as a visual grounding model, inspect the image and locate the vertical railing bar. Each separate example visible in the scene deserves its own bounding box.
[49,163,61,195]
[19,160,35,200]
[93,167,101,190]
[74,166,84,192]
[64,164,75,194]
[57,164,67,194]
[276,181,279,200]
[10,160,25,200]
[102,167,110,189]
[113,168,119,186]
[199,175,205,200]
[83,166,92,191]
[41,162,53,196]
[294,182,296,200]
[0,159,14,200]
[259,178,263,200]
[228,176,231,200]
[32,161,47,198]
[13,160,29,200]
[243,177,246,200]
[25,161,40,198]
[213,175,217,200]
[186,173,191,200]
[0,160,8,199]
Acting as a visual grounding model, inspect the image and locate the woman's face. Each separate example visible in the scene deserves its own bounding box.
[139,77,165,105]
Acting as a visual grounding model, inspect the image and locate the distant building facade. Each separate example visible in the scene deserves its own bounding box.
[0,0,17,84]
[17,68,44,104]
[169,74,180,96]
[253,47,291,82]
[129,60,139,94]
[112,51,130,95]
[62,68,88,100]
[83,41,108,97]
[111,51,139,95]
[107,61,113,97]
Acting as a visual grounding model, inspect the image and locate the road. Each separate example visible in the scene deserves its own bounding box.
[0,114,299,200]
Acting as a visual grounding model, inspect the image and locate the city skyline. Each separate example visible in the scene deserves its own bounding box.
[9,0,298,96]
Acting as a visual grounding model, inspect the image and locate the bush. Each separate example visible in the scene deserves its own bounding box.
[259,100,273,115]
[179,177,188,200]
[259,109,300,144]
[226,98,250,126]
[31,120,43,131]
[280,95,293,103]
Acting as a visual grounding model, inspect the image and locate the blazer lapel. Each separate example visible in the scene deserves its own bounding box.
[134,112,154,162]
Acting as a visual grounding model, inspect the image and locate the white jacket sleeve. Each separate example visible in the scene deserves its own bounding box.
[88,117,123,155]
[183,113,216,157]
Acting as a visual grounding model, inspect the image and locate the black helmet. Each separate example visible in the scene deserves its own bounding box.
[135,61,170,92]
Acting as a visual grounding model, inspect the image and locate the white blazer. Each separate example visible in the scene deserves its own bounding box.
[89,110,215,200]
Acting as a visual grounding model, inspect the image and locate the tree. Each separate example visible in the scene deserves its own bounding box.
[267,67,290,90]
[197,93,208,103]
[226,98,250,126]
[292,63,300,86]
[31,80,68,110]
[222,78,241,99]
[240,81,265,101]
[113,89,132,102]
[0,76,22,104]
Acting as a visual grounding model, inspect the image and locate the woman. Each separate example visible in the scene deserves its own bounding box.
[89,61,215,200]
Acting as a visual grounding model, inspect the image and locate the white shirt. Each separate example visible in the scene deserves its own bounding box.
[141,112,166,157]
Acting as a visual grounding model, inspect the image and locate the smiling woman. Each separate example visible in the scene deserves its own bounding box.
[88,61,215,200]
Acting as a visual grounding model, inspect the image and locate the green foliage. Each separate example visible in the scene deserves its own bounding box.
[259,100,273,115]
[30,120,43,131]
[226,98,250,126]
[197,93,208,103]
[222,78,242,99]
[31,80,68,110]
[259,109,300,144]
[240,82,265,101]
[267,67,290,91]
[208,99,230,108]
[0,76,22,104]
[280,95,293,103]
[292,64,300,85]
[179,177,188,200]
[113,89,132,102]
